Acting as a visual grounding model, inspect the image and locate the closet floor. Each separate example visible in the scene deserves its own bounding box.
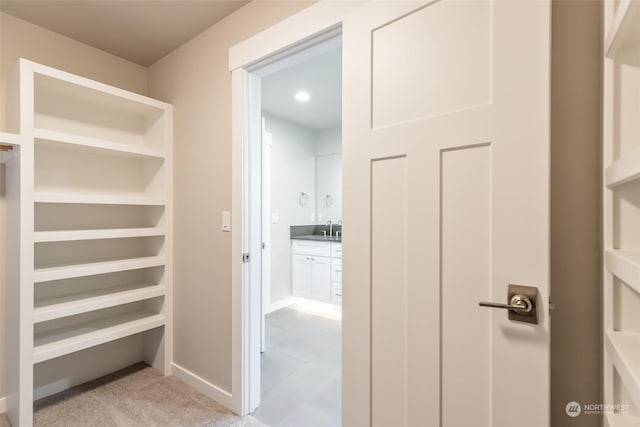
[31,363,265,427]
[252,305,341,427]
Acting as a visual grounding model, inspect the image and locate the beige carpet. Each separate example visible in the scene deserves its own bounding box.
[0,413,10,427]
[28,363,267,427]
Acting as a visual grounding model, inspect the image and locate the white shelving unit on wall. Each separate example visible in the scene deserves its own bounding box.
[4,59,173,427]
[603,1,640,425]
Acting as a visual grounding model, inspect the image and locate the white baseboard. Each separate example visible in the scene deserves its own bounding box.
[0,395,6,413]
[267,297,295,314]
[171,362,234,412]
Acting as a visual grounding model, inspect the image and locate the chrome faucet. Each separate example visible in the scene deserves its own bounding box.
[326,220,333,237]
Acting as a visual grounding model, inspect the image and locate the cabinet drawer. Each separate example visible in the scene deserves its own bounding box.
[332,282,342,305]
[331,243,342,259]
[292,240,331,257]
[331,259,342,283]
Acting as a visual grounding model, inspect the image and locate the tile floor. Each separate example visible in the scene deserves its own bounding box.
[252,305,341,427]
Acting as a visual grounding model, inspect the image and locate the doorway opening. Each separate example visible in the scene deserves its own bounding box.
[242,33,343,426]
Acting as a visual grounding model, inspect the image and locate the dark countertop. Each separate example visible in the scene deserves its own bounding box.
[290,224,342,243]
[291,234,341,243]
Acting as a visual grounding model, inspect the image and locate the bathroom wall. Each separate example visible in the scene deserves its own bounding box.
[265,113,317,306]
[315,126,342,224]
[315,125,341,156]
[265,117,343,307]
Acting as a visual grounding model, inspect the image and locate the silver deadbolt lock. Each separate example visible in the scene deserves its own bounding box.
[479,284,539,324]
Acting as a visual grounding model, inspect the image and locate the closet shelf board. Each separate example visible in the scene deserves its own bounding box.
[34,227,166,243]
[0,132,23,146]
[31,59,168,113]
[34,192,166,206]
[606,147,640,187]
[34,284,166,323]
[606,250,640,295]
[34,129,166,159]
[606,413,640,427]
[34,256,166,283]
[605,0,640,58]
[1,132,23,163]
[606,331,640,411]
[33,311,165,364]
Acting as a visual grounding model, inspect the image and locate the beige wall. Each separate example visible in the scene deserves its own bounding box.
[0,11,148,399]
[0,12,148,128]
[147,1,313,392]
[550,1,602,426]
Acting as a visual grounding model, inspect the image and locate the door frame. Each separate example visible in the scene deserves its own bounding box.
[261,120,271,353]
[229,2,359,415]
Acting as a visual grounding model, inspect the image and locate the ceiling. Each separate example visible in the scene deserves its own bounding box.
[262,47,341,131]
[0,0,249,66]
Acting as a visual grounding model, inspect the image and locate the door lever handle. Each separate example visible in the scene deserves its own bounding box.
[479,294,533,314]
[478,284,539,324]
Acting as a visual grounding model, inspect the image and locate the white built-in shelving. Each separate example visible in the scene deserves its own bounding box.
[605,0,640,57]
[606,147,640,188]
[606,251,640,295]
[4,59,173,427]
[606,413,640,427]
[603,0,640,422]
[606,331,640,410]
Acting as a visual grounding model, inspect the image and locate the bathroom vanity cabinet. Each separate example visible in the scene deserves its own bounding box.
[291,240,342,305]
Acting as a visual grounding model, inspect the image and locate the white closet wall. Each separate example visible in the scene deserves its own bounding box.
[4,59,173,427]
[603,1,640,425]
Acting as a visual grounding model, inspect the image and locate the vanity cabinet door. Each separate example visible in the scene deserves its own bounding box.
[310,256,332,303]
[292,254,311,298]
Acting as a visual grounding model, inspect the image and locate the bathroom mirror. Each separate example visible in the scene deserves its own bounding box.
[315,153,342,224]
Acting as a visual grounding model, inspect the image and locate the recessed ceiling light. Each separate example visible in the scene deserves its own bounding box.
[294,91,310,102]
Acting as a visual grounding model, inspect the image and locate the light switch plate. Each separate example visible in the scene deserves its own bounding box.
[222,211,231,231]
[271,213,280,224]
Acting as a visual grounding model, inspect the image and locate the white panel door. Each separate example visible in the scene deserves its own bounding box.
[342,1,551,427]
